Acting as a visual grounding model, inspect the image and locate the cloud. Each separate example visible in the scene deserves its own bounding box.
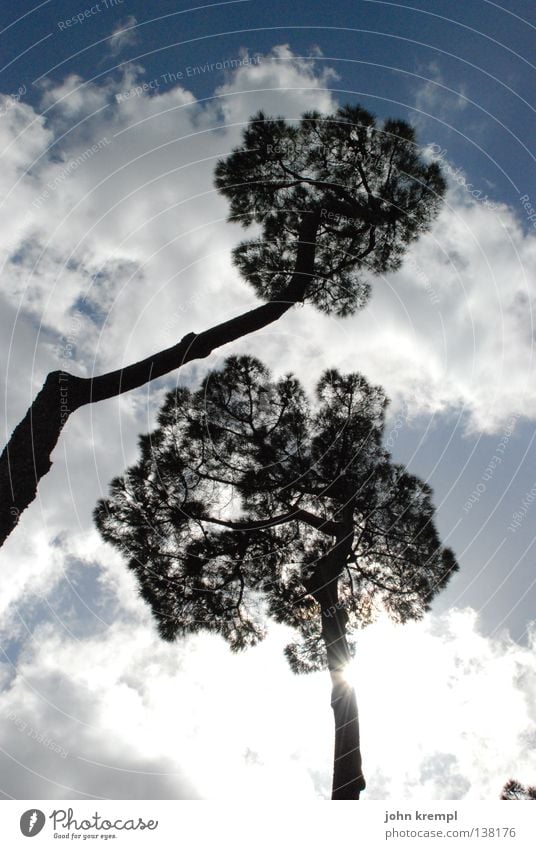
[297,191,536,434]
[214,44,338,124]
[0,614,200,799]
[1,568,535,799]
[0,551,327,799]
[354,610,536,799]
[413,61,469,128]
[1,46,535,800]
[108,16,139,56]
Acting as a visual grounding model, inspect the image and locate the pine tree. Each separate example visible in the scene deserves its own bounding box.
[1,104,444,547]
[95,355,457,799]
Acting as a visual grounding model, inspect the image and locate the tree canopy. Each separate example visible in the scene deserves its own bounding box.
[95,356,457,667]
[215,105,446,315]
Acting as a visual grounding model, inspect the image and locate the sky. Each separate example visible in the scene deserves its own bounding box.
[0,0,535,801]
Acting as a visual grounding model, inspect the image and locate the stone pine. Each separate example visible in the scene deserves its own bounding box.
[95,355,457,799]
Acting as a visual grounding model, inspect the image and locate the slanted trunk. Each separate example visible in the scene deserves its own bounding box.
[321,602,365,800]
[0,213,320,548]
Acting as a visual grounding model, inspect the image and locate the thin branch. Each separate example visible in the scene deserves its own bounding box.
[200,508,343,537]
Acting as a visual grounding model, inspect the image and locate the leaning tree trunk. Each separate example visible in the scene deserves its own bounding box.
[320,601,365,799]
[0,214,321,548]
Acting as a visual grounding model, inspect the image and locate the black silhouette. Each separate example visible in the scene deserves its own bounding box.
[95,355,457,799]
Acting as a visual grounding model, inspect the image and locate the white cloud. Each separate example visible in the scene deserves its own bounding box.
[413,61,469,128]
[0,54,342,800]
[1,577,535,799]
[1,46,535,801]
[355,610,536,799]
[108,16,139,56]
[214,44,338,124]
[0,574,327,799]
[297,192,536,434]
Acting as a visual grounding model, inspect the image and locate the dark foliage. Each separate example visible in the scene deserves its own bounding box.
[214,106,446,315]
[95,356,457,671]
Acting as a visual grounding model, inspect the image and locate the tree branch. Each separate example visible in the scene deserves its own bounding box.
[199,508,343,537]
[0,212,321,548]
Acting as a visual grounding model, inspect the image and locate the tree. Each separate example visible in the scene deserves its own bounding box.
[1,104,445,548]
[501,779,536,800]
[95,355,457,799]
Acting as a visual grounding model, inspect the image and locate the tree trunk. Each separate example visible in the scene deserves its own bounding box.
[321,603,365,800]
[308,536,365,801]
[0,213,320,548]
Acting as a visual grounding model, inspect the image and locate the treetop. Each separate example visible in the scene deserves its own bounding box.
[95,356,457,672]
[214,105,446,315]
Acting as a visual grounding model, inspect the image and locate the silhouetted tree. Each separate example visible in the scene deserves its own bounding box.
[1,104,445,547]
[501,779,536,800]
[95,355,457,799]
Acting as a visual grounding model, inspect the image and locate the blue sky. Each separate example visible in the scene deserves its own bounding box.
[0,0,536,802]
[2,0,534,212]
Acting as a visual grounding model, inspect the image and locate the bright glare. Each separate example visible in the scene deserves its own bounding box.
[342,611,536,798]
